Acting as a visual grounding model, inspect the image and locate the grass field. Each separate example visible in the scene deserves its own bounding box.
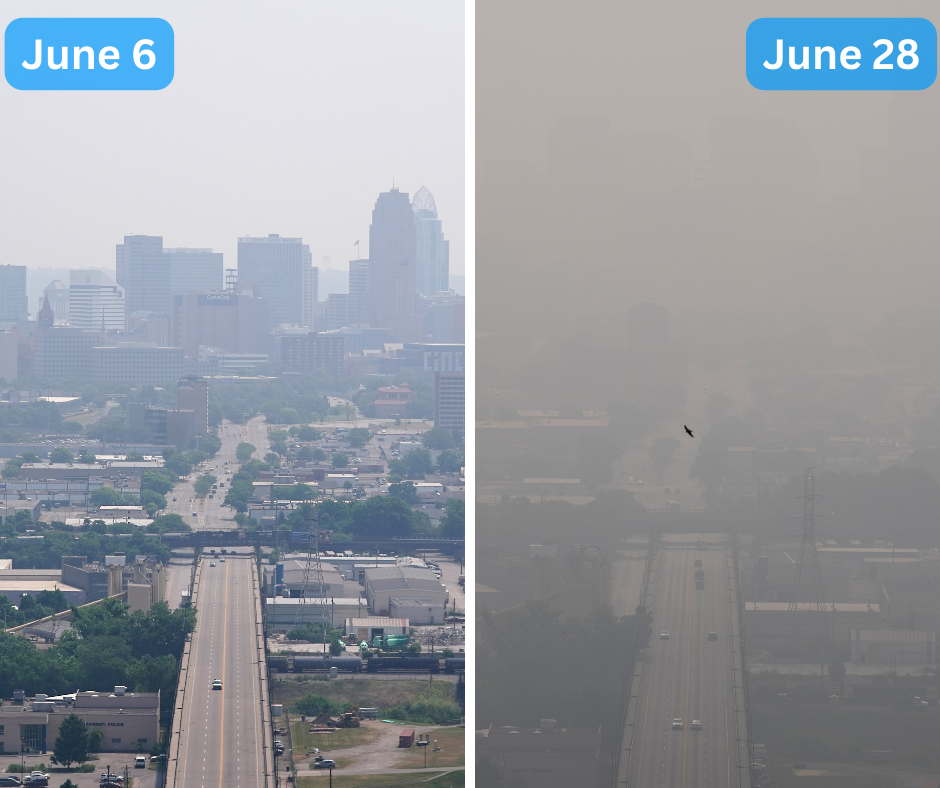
[393,729,465,769]
[297,770,464,788]
[271,678,458,715]
[291,720,381,754]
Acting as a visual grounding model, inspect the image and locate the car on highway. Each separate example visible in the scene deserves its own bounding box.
[660,631,670,639]
[691,720,702,730]
[708,631,718,641]
[672,718,683,730]
[313,760,336,769]
[220,558,225,563]
[192,511,197,517]
[212,678,222,690]
[210,561,216,567]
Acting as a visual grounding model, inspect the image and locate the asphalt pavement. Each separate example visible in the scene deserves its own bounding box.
[173,556,268,788]
[628,545,741,788]
[166,417,269,531]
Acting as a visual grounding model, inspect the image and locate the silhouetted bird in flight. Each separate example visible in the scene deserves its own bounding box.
[684,425,694,438]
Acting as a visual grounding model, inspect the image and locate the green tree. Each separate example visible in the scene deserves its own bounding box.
[164,453,193,477]
[89,487,132,508]
[332,452,349,469]
[390,448,435,479]
[141,470,176,496]
[125,451,145,461]
[293,425,322,441]
[437,449,464,474]
[348,496,416,538]
[439,498,465,539]
[346,427,372,448]
[224,479,254,512]
[268,430,289,442]
[198,434,222,457]
[388,481,419,503]
[194,474,216,498]
[311,447,327,462]
[296,446,314,461]
[77,452,97,464]
[274,483,317,501]
[421,426,456,450]
[49,447,75,464]
[829,659,847,683]
[329,639,343,656]
[87,730,103,752]
[140,489,167,516]
[236,442,256,462]
[51,713,90,769]
[36,589,69,612]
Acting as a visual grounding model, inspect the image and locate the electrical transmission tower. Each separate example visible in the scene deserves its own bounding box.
[790,467,825,612]
[296,509,325,637]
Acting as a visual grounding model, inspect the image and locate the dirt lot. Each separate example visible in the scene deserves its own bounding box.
[291,721,381,755]
[290,720,463,775]
[392,728,464,769]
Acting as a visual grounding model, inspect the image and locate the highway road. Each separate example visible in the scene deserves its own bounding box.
[166,417,269,530]
[174,555,268,788]
[628,544,741,788]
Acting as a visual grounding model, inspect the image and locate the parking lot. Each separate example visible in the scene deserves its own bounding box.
[0,752,159,788]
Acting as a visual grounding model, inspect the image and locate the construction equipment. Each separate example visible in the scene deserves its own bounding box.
[335,706,361,728]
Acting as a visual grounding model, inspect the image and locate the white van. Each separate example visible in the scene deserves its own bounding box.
[135,756,146,769]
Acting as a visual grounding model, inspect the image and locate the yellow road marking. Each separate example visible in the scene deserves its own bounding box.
[219,560,229,788]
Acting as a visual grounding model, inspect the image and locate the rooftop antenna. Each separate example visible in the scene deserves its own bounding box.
[790,467,825,612]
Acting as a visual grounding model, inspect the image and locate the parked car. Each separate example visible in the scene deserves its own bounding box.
[0,777,22,786]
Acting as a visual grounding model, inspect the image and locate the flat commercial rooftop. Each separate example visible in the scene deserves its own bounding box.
[746,602,881,613]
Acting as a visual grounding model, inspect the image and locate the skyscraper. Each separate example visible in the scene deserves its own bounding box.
[367,188,422,342]
[0,265,28,322]
[165,248,224,295]
[237,234,317,329]
[412,185,450,296]
[69,270,125,331]
[116,235,169,322]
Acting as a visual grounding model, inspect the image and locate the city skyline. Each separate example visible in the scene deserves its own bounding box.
[0,1,465,283]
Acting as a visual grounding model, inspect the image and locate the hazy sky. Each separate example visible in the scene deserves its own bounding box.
[478,0,940,337]
[0,1,464,278]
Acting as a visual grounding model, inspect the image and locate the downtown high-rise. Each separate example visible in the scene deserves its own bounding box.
[367,188,422,343]
[412,185,450,296]
[237,234,317,330]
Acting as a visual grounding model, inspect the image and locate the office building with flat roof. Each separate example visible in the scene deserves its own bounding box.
[69,269,125,331]
[116,235,170,322]
[434,370,465,435]
[165,247,224,294]
[237,234,317,329]
[0,264,28,322]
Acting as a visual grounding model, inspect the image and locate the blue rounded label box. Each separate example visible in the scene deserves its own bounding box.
[746,18,936,90]
[5,18,174,90]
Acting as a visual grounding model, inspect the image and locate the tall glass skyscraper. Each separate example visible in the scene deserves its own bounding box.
[412,185,450,296]
[367,188,422,342]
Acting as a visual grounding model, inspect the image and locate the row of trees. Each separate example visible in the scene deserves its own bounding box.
[0,598,196,718]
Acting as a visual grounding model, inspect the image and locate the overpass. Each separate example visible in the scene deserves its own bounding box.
[619,536,751,788]
[166,554,272,788]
